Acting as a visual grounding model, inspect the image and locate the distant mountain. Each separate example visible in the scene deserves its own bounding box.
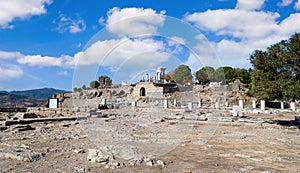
[8,88,69,99]
[0,88,70,108]
[0,92,46,108]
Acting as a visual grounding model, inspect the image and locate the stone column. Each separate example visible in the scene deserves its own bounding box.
[101,99,106,105]
[261,100,265,110]
[173,99,177,107]
[290,102,296,111]
[188,102,193,110]
[239,100,244,109]
[252,100,256,109]
[132,101,137,107]
[215,102,220,109]
[164,100,168,109]
[232,105,241,116]
[157,72,161,81]
[198,99,202,108]
[280,102,284,109]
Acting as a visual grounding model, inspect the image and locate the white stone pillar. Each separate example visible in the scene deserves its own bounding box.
[290,102,296,111]
[132,101,137,107]
[252,100,256,109]
[188,102,193,110]
[101,99,106,105]
[157,72,161,81]
[239,100,244,109]
[198,100,202,108]
[261,100,265,110]
[173,99,177,107]
[232,105,240,116]
[280,102,284,109]
[164,100,168,109]
[215,102,220,109]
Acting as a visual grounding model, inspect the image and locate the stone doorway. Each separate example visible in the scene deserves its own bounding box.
[140,87,146,96]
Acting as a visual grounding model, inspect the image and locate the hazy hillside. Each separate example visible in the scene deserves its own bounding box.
[0,88,69,108]
[0,92,46,108]
[8,88,69,99]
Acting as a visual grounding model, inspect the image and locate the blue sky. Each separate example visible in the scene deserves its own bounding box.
[0,0,300,91]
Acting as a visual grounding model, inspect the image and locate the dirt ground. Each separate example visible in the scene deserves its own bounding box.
[0,110,300,173]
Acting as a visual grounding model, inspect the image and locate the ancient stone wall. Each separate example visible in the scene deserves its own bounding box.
[133,82,164,98]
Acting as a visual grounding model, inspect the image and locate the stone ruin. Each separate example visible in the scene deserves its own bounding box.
[98,75,112,88]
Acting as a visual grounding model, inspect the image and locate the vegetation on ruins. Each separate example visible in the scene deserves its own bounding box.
[250,33,300,101]
[195,66,215,84]
[172,64,193,85]
[90,80,100,89]
[195,66,251,87]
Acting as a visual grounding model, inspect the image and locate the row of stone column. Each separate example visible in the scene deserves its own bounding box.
[240,100,296,111]
[130,99,297,111]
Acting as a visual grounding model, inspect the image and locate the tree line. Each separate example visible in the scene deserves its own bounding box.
[170,65,251,88]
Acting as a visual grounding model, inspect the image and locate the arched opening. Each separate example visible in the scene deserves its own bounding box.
[140,87,146,96]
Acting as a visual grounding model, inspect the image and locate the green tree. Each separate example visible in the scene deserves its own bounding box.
[172,64,193,84]
[90,81,100,89]
[195,66,215,84]
[250,33,300,101]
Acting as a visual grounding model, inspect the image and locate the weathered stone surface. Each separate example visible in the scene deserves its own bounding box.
[0,126,7,131]
[87,149,112,163]
[15,112,38,119]
[145,160,153,166]
[0,148,43,162]
[156,160,166,167]
[164,114,184,120]
[13,125,35,131]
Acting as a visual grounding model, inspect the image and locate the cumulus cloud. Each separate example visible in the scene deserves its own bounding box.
[277,0,294,7]
[105,7,166,37]
[235,0,265,11]
[0,64,23,80]
[74,38,168,68]
[0,0,52,28]
[185,4,300,68]
[185,9,280,40]
[295,0,300,10]
[17,54,73,68]
[54,12,86,34]
[0,36,170,71]
[0,51,23,59]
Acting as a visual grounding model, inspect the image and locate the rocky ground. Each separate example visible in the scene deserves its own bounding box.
[0,108,300,172]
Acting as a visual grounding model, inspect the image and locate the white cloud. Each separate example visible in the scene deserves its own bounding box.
[105,7,166,37]
[0,64,23,80]
[0,0,51,28]
[0,51,23,59]
[185,7,300,68]
[74,38,168,68]
[0,50,74,68]
[235,0,265,11]
[295,0,300,10]
[54,12,86,34]
[17,54,73,68]
[279,13,300,36]
[168,36,186,45]
[277,0,294,7]
[0,36,170,70]
[185,9,280,40]
[56,70,69,76]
